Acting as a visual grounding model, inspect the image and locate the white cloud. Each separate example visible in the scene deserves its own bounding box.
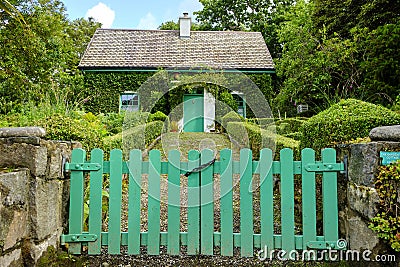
[136,12,157,30]
[85,2,115,28]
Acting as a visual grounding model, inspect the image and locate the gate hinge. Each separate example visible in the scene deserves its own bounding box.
[61,234,98,244]
[307,240,347,250]
[64,162,101,171]
[305,163,344,172]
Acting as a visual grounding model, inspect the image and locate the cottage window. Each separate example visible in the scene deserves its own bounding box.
[120,92,139,112]
[232,93,246,118]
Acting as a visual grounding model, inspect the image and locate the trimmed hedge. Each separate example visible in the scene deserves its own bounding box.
[148,111,170,131]
[283,132,303,141]
[275,118,306,135]
[246,118,275,129]
[227,121,300,159]
[300,99,400,151]
[221,111,244,131]
[106,121,165,155]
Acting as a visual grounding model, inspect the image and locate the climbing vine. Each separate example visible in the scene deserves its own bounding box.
[369,160,400,251]
[81,71,273,116]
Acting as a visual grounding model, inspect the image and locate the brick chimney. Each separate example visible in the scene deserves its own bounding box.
[179,12,191,38]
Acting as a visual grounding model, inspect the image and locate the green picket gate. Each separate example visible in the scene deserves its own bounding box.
[61,147,346,257]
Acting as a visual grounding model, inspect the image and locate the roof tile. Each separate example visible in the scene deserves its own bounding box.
[79,29,274,70]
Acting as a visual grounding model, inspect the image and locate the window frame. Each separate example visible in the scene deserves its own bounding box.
[119,91,140,112]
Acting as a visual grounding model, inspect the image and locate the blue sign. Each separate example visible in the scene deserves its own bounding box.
[380,151,400,165]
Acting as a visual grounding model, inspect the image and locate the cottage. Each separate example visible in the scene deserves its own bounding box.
[79,13,274,132]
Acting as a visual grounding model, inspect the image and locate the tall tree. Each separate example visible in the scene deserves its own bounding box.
[195,0,295,58]
[158,20,201,30]
[0,0,25,23]
[0,0,100,113]
[312,0,400,38]
[275,0,363,115]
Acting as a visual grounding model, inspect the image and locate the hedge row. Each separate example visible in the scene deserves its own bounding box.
[104,120,166,156]
[300,99,400,152]
[275,118,306,135]
[220,111,244,130]
[226,121,300,159]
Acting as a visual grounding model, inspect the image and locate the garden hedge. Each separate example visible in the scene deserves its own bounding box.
[221,111,244,131]
[275,118,306,135]
[105,120,165,156]
[300,99,400,152]
[226,121,299,159]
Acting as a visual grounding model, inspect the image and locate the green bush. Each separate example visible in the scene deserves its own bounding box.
[35,114,106,150]
[369,160,400,251]
[226,121,300,159]
[123,111,150,129]
[283,132,303,141]
[103,132,122,151]
[221,111,244,130]
[274,135,300,160]
[300,99,400,151]
[246,118,275,128]
[100,112,125,134]
[147,111,167,122]
[122,121,164,153]
[275,118,306,134]
[147,111,170,132]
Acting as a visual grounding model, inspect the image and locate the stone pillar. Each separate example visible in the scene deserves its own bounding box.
[0,127,80,266]
[336,125,400,259]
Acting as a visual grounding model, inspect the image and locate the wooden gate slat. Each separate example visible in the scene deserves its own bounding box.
[200,149,214,255]
[301,148,316,254]
[187,150,200,255]
[68,148,86,254]
[259,148,274,255]
[322,148,339,241]
[63,147,343,257]
[108,149,123,254]
[240,148,253,257]
[147,149,161,255]
[88,149,104,255]
[280,148,295,256]
[167,149,181,255]
[128,149,142,254]
[220,148,233,256]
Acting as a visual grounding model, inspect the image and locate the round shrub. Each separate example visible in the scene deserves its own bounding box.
[148,111,170,131]
[147,111,167,122]
[300,99,400,151]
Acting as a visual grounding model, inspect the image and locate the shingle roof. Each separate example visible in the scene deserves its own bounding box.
[79,29,274,71]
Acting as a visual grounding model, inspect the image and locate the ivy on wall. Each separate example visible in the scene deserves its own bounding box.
[82,72,153,113]
[369,160,400,252]
[81,71,273,117]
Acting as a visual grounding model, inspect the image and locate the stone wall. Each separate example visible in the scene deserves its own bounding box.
[0,126,399,265]
[336,138,400,258]
[0,127,80,267]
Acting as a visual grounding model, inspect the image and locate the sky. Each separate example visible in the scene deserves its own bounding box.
[61,0,203,29]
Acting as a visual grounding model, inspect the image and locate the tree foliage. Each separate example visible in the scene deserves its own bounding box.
[0,0,100,114]
[274,0,399,115]
[313,0,400,38]
[195,0,295,58]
